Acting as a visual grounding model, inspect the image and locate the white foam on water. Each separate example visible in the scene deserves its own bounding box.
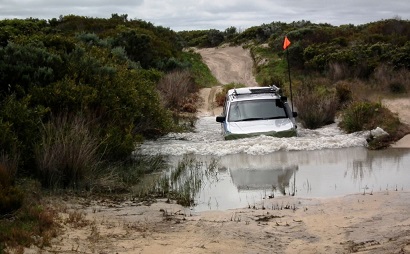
[139,117,370,156]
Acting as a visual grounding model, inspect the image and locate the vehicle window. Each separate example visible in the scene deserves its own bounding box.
[228,99,287,122]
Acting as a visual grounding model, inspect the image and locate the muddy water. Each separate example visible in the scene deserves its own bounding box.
[140,117,410,211]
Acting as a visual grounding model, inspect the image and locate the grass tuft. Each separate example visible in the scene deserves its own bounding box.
[35,114,103,189]
[294,80,338,129]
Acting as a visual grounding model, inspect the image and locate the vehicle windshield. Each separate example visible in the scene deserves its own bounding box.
[228,99,287,122]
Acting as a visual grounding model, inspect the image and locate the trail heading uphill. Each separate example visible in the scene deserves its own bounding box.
[195,45,410,147]
[195,45,257,117]
[196,45,258,86]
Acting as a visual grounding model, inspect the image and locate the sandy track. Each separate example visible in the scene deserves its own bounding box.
[196,45,258,86]
[197,86,222,117]
[195,45,257,117]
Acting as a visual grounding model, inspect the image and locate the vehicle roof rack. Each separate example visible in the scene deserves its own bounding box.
[231,85,280,97]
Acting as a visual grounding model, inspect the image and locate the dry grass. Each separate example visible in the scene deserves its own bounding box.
[328,64,410,101]
[0,153,19,187]
[294,79,339,129]
[157,70,198,112]
[372,64,410,94]
[328,62,351,81]
[65,210,89,228]
[35,114,102,189]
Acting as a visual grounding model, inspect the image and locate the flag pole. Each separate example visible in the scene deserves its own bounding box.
[286,48,294,112]
[283,36,294,112]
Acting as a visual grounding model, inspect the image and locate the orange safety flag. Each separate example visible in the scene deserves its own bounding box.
[283,36,291,50]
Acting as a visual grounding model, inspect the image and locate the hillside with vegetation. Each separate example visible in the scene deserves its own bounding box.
[1,15,410,251]
[181,19,410,144]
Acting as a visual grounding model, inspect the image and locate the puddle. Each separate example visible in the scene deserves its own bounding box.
[139,116,410,211]
[168,147,410,211]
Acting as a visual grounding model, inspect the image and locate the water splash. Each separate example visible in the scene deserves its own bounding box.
[139,117,369,156]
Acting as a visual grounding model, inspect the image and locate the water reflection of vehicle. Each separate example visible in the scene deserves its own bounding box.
[166,148,410,212]
[230,166,298,195]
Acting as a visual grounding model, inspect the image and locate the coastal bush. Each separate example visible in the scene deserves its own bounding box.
[339,101,379,133]
[389,81,407,94]
[179,51,218,88]
[250,45,287,87]
[0,95,48,173]
[157,70,198,112]
[339,100,407,149]
[294,82,338,129]
[339,101,402,134]
[335,81,353,107]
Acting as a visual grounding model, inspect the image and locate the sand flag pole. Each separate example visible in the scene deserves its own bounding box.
[283,36,294,112]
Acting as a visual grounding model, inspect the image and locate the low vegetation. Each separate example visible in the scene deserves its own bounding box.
[294,86,339,129]
[339,101,409,149]
[152,156,217,206]
[0,180,58,252]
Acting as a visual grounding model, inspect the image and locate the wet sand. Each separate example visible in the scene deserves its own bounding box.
[28,191,410,253]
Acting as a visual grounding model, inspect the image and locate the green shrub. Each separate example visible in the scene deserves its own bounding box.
[0,120,20,162]
[0,152,23,216]
[179,51,218,88]
[339,100,408,148]
[0,41,64,96]
[0,153,19,187]
[339,101,381,133]
[0,95,48,172]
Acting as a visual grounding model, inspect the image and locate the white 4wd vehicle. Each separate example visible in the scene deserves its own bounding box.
[216,86,298,140]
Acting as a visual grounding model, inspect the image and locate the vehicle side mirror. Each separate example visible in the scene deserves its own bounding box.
[216,115,226,123]
[276,99,284,108]
[292,112,298,118]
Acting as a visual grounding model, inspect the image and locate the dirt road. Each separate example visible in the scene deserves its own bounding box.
[197,45,258,86]
[195,45,258,117]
